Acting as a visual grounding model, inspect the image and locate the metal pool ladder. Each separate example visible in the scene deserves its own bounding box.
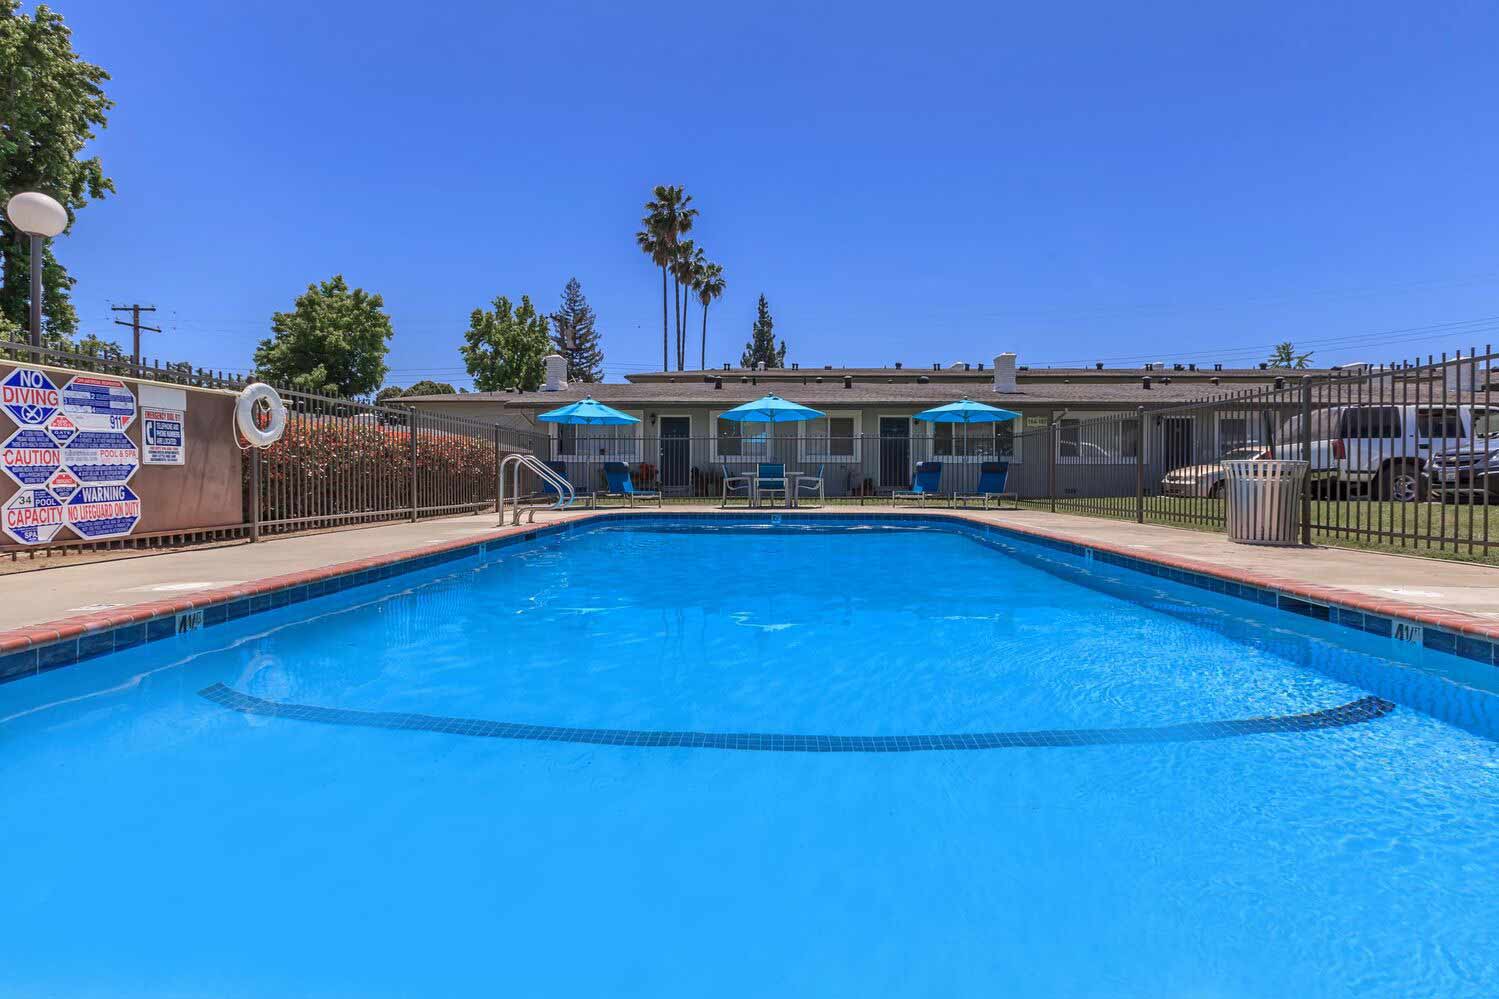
[498,454,574,526]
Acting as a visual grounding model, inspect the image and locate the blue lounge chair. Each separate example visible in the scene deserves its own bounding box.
[541,461,595,508]
[954,460,1016,510]
[892,461,944,506]
[721,462,754,508]
[756,463,788,507]
[601,461,663,507]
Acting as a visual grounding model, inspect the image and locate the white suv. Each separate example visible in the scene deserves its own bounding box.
[1271,405,1484,502]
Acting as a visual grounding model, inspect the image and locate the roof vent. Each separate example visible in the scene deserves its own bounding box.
[1274,376,1285,390]
[1259,362,1269,370]
[843,376,852,389]
[1142,376,1152,390]
[894,362,903,369]
[792,362,800,370]
[1188,363,1196,371]
[815,376,824,384]
[964,363,972,371]
[917,375,930,384]
[1173,363,1184,371]
[1214,363,1222,371]
[977,362,984,371]
[1095,362,1104,370]
[755,361,766,371]
[740,376,749,384]
[723,362,731,371]
[932,363,941,371]
[1210,376,1220,386]
[1144,363,1154,371]
[714,376,722,389]
[823,364,833,370]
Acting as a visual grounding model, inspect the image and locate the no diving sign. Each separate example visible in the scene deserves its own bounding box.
[1,368,60,427]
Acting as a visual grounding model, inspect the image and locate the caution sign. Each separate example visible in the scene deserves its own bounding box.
[142,406,185,465]
[61,374,136,432]
[2,488,67,545]
[62,431,139,485]
[46,468,82,501]
[46,412,78,445]
[1,367,61,427]
[65,484,141,540]
[2,427,64,487]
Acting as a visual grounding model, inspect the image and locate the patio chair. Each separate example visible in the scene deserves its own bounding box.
[953,461,1016,510]
[756,463,789,507]
[794,463,825,506]
[601,461,663,508]
[721,462,754,508]
[540,461,596,508]
[892,461,944,506]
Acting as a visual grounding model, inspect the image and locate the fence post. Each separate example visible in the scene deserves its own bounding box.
[409,411,419,523]
[1300,376,1313,546]
[1135,406,1145,524]
[493,426,502,516]
[1048,419,1058,513]
[249,447,261,543]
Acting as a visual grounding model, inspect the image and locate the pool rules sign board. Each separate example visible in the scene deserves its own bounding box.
[0,366,145,545]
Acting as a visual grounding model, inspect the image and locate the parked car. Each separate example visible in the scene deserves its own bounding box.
[1270,405,1487,502]
[1428,439,1499,503]
[1160,446,1269,497]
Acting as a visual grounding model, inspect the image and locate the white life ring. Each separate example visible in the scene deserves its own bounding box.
[236,383,287,447]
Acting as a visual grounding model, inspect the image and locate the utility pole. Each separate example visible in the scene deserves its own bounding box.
[111,304,161,368]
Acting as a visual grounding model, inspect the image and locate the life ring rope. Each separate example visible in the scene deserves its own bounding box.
[236,383,287,448]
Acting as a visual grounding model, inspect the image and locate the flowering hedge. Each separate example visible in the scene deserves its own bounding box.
[246,417,509,529]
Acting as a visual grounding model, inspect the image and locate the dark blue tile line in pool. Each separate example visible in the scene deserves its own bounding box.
[2,512,1492,683]
[198,683,1396,752]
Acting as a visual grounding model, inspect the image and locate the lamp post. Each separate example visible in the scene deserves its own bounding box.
[4,192,69,350]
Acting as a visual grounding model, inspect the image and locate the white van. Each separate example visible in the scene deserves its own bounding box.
[1271,405,1488,502]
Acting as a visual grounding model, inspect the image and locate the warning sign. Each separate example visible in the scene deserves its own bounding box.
[62,431,139,485]
[61,375,136,432]
[1,427,64,487]
[1,368,60,427]
[2,488,67,545]
[66,484,141,540]
[45,412,78,445]
[142,406,185,465]
[46,468,82,501]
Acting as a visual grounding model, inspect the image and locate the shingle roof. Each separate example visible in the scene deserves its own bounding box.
[401,378,1290,409]
[624,365,1335,383]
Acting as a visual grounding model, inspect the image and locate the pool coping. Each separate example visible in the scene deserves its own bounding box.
[2,507,1497,684]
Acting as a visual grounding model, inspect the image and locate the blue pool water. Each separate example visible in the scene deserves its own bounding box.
[2,518,1497,997]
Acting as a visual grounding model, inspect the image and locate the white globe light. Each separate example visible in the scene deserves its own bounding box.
[5,191,68,237]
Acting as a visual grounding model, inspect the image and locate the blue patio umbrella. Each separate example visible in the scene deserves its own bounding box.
[914,397,1021,466]
[716,394,825,463]
[536,396,640,425]
[912,398,1021,424]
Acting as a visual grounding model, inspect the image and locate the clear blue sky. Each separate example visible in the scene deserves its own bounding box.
[42,0,1499,386]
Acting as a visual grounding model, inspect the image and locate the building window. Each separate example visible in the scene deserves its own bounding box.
[1058,414,1137,462]
[554,419,639,460]
[716,417,770,460]
[933,421,1016,460]
[804,414,858,459]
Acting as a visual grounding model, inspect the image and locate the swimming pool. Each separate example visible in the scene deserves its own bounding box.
[2,515,1496,997]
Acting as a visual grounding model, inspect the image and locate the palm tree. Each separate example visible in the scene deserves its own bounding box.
[696,261,725,370]
[1267,342,1313,369]
[636,185,697,371]
[673,242,705,370]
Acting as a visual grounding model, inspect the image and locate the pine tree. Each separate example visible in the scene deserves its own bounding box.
[550,277,604,382]
[740,294,786,368]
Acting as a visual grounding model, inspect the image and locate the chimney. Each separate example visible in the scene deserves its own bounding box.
[543,353,567,391]
[713,376,722,389]
[992,352,1017,392]
[1142,376,1152,390]
[843,375,852,389]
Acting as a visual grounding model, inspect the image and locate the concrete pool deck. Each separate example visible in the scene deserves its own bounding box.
[2,503,1497,654]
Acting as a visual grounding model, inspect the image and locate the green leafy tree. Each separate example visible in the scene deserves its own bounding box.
[374,385,404,406]
[741,294,786,369]
[1268,342,1313,369]
[461,294,551,392]
[0,1,114,340]
[253,275,394,397]
[695,261,725,370]
[551,277,603,382]
[404,379,456,396]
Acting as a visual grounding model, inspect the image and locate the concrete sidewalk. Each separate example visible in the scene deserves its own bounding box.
[0,504,1494,633]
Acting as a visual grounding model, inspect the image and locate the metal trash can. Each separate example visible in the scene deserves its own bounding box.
[1223,459,1309,545]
